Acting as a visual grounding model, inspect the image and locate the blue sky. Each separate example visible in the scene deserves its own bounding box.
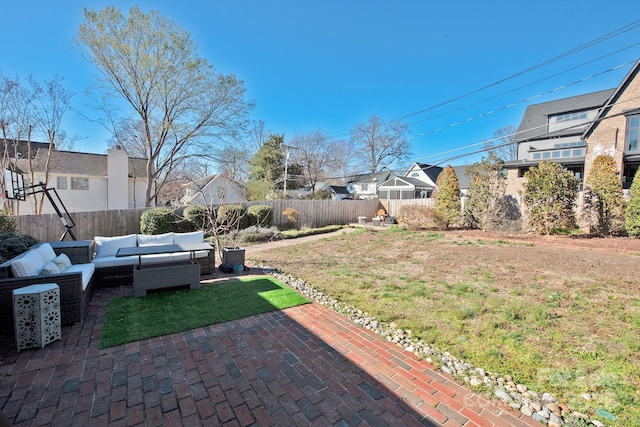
[3,0,640,173]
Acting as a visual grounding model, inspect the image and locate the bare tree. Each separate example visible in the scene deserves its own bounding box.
[75,6,253,207]
[1,75,36,214]
[483,125,518,161]
[29,76,74,213]
[289,130,336,191]
[325,139,355,184]
[350,114,411,173]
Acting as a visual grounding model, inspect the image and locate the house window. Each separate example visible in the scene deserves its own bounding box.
[71,178,89,190]
[553,112,588,122]
[533,153,541,160]
[565,165,583,181]
[623,163,639,188]
[626,115,639,152]
[361,184,369,191]
[57,177,67,190]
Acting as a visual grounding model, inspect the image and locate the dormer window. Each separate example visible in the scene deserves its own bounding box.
[552,111,588,123]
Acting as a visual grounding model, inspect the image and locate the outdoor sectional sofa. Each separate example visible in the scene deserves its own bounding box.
[0,231,214,337]
[0,242,96,337]
[91,231,214,287]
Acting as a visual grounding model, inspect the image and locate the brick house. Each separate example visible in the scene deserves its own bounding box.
[504,58,640,195]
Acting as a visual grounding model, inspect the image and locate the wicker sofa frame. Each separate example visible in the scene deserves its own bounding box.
[0,242,96,337]
[93,243,215,288]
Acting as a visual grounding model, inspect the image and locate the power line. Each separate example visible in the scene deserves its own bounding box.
[394,19,640,123]
[405,42,640,130]
[409,59,637,140]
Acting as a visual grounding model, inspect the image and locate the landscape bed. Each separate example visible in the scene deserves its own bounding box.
[248,227,640,426]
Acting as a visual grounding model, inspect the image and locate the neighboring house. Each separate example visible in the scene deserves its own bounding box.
[377,176,434,200]
[4,144,148,214]
[583,60,640,189]
[504,59,640,195]
[503,88,615,194]
[377,163,471,200]
[346,171,394,199]
[326,185,353,200]
[181,174,246,206]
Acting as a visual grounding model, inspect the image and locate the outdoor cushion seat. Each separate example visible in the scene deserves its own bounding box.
[171,250,210,262]
[91,255,139,269]
[0,242,96,336]
[65,263,95,291]
[140,254,174,264]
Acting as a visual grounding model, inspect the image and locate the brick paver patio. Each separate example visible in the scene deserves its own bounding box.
[0,268,540,426]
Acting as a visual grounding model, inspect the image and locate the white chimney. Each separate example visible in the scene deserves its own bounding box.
[107,147,129,209]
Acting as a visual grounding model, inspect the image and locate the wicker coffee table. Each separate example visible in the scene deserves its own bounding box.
[116,244,211,297]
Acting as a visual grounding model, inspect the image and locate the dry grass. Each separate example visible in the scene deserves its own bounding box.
[248,227,640,425]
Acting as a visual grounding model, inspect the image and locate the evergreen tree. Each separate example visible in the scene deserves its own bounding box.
[434,165,461,229]
[523,161,578,234]
[463,153,513,231]
[625,171,640,237]
[584,154,625,235]
[249,134,285,186]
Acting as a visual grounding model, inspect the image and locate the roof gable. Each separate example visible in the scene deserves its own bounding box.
[515,89,615,142]
[583,59,640,139]
[347,170,393,184]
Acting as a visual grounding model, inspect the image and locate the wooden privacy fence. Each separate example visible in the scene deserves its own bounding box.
[381,198,436,217]
[11,200,382,242]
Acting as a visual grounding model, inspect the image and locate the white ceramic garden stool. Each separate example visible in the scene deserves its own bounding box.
[12,283,61,351]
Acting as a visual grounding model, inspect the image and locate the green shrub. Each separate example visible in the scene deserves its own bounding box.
[140,207,176,235]
[398,205,439,230]
[0,212,16,234]
[247,205,273,227]
[237,226,280,243]
[217,204,246,230]
[626,171,640,237]
[434,165,461,229]
[183,205,211,231]
[0,233,38,263]
[523,161,578,234]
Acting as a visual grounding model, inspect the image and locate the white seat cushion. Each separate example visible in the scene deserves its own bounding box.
[172,250,210,262]
[137,232,174,247]
[173,231,204,244]
[66,263,95,291]
[91,255,139,268]
[140,254,174,264]
[95,234,138,258]
[11,250,45,277]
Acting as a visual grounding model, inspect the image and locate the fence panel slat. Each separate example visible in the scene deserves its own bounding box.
[11,200,381,241]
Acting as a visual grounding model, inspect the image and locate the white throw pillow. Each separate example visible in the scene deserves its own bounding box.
[95,234,137,257]
[41,261,61,275]
[35,243,57,264]
[173,231,204,245]
[53,254,72,272]
[137,232,174,247]
[10,250,45,277]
